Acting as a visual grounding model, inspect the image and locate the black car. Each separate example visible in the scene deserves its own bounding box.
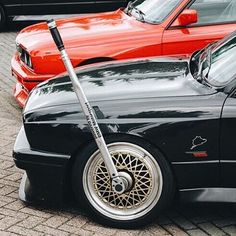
[13,31,236,228]
[0,0,129,29]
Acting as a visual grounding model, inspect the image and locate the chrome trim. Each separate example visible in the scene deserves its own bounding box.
[172,160,219,165]
[220,160,236,163]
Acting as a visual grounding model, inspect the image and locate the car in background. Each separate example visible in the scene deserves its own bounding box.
[0,0,129,29]
[13,30,236,228]
[11,0,236,107]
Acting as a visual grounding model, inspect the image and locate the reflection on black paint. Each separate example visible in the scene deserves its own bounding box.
[119,110,209,119]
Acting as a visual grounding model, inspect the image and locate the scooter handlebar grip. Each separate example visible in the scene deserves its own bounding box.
[47,19,64,51]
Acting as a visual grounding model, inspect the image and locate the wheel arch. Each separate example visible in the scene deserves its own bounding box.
[65,133,178,191]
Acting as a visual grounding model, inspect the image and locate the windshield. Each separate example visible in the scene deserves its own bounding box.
[205,34,236,87]
[190,32,236,88]
[125,0,182,24]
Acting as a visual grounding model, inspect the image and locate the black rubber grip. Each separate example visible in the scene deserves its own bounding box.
[47,19,65,51]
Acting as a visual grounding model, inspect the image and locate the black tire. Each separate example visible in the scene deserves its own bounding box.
[0,6,6,30]
[72,135,175,228]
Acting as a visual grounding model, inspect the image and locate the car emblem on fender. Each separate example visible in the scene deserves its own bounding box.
[191,136,207,150]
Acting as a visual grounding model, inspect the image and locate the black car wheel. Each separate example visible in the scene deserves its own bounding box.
[72,136,175,228]
[0,5,6,30]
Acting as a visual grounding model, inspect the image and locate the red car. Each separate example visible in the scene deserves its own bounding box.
[12,0,236,107]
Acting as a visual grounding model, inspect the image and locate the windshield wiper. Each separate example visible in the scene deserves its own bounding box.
[125,1,146,22]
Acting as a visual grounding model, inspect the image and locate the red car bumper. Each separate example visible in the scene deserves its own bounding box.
[11,53,54,107]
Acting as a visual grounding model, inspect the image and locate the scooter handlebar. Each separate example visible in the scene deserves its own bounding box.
[47,19,64,51]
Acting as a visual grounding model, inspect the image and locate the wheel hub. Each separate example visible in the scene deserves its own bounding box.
[112,171,133,194]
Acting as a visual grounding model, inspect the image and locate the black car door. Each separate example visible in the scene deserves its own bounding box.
[1,0,23,15]
[221,89,236,187]
[21,0,96,15]
[217,33,236,188]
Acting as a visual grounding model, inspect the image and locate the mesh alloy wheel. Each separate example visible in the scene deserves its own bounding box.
[82,142,163,221]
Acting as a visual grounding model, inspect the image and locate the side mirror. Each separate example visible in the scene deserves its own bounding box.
[172,9,198,27]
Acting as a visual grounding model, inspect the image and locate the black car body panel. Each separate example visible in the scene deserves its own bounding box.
[0,0,128,18]
[13,55,232,204]
[13,126,70,204]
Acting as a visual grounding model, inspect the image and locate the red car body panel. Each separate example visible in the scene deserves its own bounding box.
[11,0,236,107]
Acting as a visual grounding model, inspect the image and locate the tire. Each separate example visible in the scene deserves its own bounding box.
[72,135,175,228]
[0,5,6,30]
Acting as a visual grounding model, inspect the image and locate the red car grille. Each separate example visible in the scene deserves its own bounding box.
[18,46,33,69]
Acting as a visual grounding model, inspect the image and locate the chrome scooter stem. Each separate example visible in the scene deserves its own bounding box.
[47,19,127,194]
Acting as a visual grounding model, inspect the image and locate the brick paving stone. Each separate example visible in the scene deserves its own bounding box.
[5,166,23,174]
[1,146,17,159]
[187,229,209,236]
[222,225,236,235]
[213,218,236,228]
[198,222,227,236]
[57,210,77,219]
[163,224,189,236]
[0,161,14,170]
[34,224,70,236]
[179,205,222,222]
[66,215,89,228]
[0,214,5,218]
[171,216,196,230]
[0,216,22,230]
[6,191,19,200]
[0,201,8,208]
[138,225,170,236]
[20,207,54,219]
[0,179,21,188]
[0,173,7,179]
[0,231,19,236]
[17,216,46,229]
[8,225,44,236]
[43,215,69,228]
[0,169,15,177]
[4,200,25,211]
[70,233,94,236]
[4,173,22,182]
[0,155,15,162]
[59,224,94,235]
[83,222,117,235]
[0,186,17,196]
[114,229,144,236]
[0,208,29,220]
[0,139,11,147]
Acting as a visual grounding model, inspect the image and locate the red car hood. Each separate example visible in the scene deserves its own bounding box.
[16,9,155,55]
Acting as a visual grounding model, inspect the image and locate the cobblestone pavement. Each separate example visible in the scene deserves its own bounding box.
[1,22,236,236]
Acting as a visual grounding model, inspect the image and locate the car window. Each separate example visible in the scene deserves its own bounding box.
[206,36,236,87]
[189,0,236,25]
[131,0,182,24]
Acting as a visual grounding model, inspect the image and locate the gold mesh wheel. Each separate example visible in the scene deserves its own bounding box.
[83,142,163,221]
